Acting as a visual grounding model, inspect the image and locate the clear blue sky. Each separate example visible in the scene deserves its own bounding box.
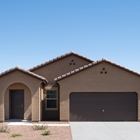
[0,0,140,73]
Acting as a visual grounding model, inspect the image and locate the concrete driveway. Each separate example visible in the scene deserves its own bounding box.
[70,122,140,140]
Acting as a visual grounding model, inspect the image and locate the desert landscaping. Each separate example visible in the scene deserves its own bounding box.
[0,123,72,140]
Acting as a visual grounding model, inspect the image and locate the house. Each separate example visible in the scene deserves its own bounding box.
[0,52,139,122]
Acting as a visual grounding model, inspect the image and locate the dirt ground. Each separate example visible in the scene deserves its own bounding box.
[0,125,72,140]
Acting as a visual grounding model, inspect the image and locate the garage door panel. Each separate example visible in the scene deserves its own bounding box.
[70,92,137,121]
[70,112,103,121]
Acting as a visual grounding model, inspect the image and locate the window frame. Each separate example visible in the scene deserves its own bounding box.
[46,89,58,110]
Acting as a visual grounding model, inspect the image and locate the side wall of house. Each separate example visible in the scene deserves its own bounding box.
[58,62,140,121]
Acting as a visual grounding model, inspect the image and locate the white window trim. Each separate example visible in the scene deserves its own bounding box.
[46,89,58,110]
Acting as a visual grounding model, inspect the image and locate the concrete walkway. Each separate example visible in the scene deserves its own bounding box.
[4,119,69,126]
[70,122,140,140]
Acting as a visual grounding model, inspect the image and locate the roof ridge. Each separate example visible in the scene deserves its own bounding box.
[54,59,140,81]
[29,51,94,71]
[0,66,48,83]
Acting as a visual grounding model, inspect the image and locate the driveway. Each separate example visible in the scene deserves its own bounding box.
[70,122,140,140]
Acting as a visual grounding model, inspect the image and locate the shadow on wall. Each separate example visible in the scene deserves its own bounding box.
[24,104,32,120]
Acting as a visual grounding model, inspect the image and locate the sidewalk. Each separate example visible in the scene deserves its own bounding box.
[3,119,70,126]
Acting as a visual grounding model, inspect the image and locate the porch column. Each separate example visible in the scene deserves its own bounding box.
[0,93,4,122]
[32,88,40,122]
[138,92,140,121]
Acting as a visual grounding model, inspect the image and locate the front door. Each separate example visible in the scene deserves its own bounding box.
[10,90,24,119]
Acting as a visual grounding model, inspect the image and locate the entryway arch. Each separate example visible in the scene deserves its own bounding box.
[4,83,32,120]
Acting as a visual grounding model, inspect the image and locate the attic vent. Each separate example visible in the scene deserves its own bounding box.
[100,68,107,74]
[69,60,76,65]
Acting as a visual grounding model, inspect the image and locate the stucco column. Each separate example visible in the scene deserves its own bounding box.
[59,87,69,121]
[138,92,140,121]
[32,88,40,122]
[0,93,4,122]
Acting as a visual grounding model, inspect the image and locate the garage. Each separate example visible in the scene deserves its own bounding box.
[70,92,138,121]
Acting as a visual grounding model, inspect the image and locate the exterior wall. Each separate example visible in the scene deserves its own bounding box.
[0,70,42,122]
[58,62,140,121]
[32,87,40,122]
[40,86,43,121]
[32,54,91,120]
[5,83,31,120]
[32,55,91,83]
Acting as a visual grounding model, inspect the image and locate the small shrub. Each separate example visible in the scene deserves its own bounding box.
[0,125,10,133]
[11,134,21,138]
[32,124,47,130]
[42,130,51,136]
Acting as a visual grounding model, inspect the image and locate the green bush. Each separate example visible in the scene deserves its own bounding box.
[32,124,47,130]
[42,130,51,136]
[0,125,10,133]
[11,134,22,138]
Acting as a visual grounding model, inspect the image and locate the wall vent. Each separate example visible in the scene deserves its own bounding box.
[100,68,107,74]
[69,60,76,65]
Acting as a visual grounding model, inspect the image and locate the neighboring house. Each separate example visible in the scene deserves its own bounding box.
[0,52,140,122]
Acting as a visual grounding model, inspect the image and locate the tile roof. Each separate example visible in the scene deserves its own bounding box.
[0,66,48,83]
[54,58,140,81]
[29,51,93,71]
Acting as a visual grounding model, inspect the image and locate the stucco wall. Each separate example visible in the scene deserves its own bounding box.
[58,62,140,121]
[0,70,42,122]
[32,54,91,83]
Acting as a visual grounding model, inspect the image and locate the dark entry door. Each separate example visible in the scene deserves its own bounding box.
[70,92,137,121]
[10,90,24,119]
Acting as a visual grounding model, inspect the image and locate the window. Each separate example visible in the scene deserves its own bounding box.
[46,90,57,109]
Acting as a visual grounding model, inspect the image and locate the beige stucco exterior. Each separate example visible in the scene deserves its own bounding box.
[32,54,91,83]
[1,52,140,122]
[58,62,140,121]
[0,53,91,122]
[32,54,91,120]
[0,70,43,122]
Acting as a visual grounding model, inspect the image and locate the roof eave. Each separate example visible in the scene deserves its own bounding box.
[0,67,48,84]
[29,51,94,71]
[55,59,140,82]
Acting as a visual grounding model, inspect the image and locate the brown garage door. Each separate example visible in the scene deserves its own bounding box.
[70,92,137,121]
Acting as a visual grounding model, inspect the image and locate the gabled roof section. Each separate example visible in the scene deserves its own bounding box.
[29,51,93,71]
[55,58,140,81]
[0,66,48,84]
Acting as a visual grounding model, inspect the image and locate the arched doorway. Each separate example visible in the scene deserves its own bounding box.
[4,83,32,120]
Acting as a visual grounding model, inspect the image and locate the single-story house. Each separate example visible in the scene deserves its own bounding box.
[0,52,140,122]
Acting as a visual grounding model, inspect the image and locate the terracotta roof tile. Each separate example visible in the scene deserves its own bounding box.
[0,66,48,83]
[29,51,93,71]
[55,58,140,81]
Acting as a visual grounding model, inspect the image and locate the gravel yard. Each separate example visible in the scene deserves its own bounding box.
[0,124,72,140]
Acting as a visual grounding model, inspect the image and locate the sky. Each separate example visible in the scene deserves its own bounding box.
[0,0,140,73]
